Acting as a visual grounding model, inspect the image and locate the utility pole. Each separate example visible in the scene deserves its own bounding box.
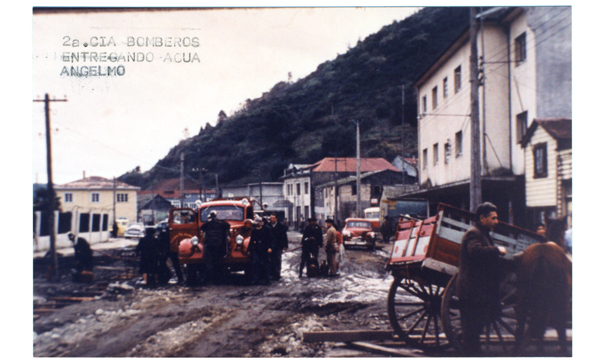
[352,119,362,218]
[180,152,185,207]
[34,93,67,282]
[113,177,116,228]
[401,84,406,193]
[469,7,482,211]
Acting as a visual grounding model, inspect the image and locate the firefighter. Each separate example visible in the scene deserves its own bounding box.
[200,211,230,285]
[249,217,273,285]
[299,217,323,277]
[269,213,288,281]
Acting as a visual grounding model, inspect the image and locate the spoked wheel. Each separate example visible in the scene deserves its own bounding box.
[441,273,519,355]
[387,277,450,351]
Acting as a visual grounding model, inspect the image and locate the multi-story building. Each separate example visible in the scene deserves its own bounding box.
[407,6,571,228]
[33,175,139,250]
[281,158,401,227]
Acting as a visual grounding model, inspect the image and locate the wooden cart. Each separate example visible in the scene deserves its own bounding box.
[385,203,544,352]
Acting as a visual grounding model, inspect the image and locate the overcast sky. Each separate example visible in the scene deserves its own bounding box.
[31,6,424,185]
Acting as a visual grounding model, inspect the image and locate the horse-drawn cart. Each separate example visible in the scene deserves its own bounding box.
[385,203,545,352]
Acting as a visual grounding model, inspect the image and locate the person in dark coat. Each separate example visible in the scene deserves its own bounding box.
[456,202,507,356]
[68,233,93,279]
[298,217,323,277]
[136,228,160,287]
[249,217,273,285]
[200,211,230,284]
[155,223,183,285]
[268,213,288,281]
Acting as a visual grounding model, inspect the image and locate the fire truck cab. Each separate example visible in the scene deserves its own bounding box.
[169,197,262,284]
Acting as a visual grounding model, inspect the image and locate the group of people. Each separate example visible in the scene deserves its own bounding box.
[247,213,289,285]
[298,217,344,277]
[136,224,183,287]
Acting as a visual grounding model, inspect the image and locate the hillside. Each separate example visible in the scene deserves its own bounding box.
[119,7,470,189]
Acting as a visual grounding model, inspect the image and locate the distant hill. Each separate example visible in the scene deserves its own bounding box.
[119,7,470,190]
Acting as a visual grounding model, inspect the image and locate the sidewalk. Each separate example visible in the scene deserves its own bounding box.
[33,238,139,259]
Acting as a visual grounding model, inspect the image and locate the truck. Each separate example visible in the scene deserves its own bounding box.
[168,197,263,284]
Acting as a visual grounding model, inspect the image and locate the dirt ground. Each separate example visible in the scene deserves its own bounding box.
[33,233,397,357]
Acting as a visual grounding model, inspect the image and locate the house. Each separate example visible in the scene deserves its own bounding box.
[138,177,216,208]
[315,169,405,223]
[34,175,139,251]
[281,164,313,229]
[402,6,571,228]
[221,182,284,217]
[519,118,572,226]
[281,158,401,228]
[137,194,174,225]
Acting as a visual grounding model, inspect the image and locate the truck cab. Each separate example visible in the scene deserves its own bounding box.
[169,197,260,283]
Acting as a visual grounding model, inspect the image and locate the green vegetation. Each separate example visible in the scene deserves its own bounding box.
[120,7,470,190]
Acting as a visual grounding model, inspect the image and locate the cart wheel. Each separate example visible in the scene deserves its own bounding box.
[441,273,519,354]
[387,277,450,351]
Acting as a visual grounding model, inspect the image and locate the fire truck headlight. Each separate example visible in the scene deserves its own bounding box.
[235,235,243,245]
[191,237,199,246]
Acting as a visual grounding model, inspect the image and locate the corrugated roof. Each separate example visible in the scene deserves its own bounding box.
[311,157,399,173]
[56,176,139,190]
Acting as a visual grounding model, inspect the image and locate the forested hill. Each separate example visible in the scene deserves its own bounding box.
[120,7,470,190]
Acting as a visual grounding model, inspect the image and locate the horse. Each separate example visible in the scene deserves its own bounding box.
[514,217,572,354]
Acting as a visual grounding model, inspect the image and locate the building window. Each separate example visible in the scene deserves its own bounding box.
[304,206,309,221]
[515,32,527,64]
[305,182,309,195]
[433,143,439,165]
[443,77,448,98]
[352,184,357,196]
[422,148,428,170]
[455,131,463,157]
[516,111,528,142]
[91,193,100,203]
[117,193,128,202]
[422,95,427,113]
[444,142,451,164]
[432,86,438,109]
[64,193,73,203]
[454,65,462,94]
[296,183,301,196]
[533,143,548,178]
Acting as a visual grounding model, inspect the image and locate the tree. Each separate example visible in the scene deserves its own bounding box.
[33,186,61,212]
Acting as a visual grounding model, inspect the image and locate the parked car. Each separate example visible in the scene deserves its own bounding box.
[342,218,377,250]
[115,217,129,237]
[124,222,146,239]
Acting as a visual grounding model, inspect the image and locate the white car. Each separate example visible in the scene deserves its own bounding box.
[124,223,146,239]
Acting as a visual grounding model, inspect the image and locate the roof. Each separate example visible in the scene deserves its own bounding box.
[520,118,572,146]
[311,157,399,173]
[138,178,203,198]
[56,176,139,190]
[317,169,401,188]
[138,194,173,211]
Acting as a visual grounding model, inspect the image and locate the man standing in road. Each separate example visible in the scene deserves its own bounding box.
[249,217,273,285]
[324,218,338,276]
[298,217,323,277]
[269,213,288,281]
[456,202,507,356]
[200,211,230,285]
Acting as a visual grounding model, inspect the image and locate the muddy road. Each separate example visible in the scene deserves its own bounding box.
[33,233,396,357]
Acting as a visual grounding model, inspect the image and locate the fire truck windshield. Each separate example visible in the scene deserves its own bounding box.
[200,205,245,222]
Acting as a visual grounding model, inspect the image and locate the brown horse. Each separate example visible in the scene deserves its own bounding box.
[514,218,572,354]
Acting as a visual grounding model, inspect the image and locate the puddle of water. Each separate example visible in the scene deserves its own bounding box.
[279,248,394,305]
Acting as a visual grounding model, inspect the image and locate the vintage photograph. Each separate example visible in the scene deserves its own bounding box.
[31,6,573,357]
